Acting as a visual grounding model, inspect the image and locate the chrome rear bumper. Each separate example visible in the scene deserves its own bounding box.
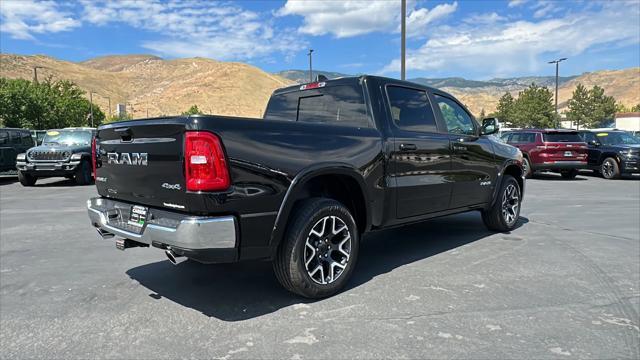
[87,197,237,250]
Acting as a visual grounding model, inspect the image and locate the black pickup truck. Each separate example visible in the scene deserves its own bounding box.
[87,76,525,298]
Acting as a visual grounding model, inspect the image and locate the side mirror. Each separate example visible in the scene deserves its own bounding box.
[589,140,601,146]
[481,117,499,135]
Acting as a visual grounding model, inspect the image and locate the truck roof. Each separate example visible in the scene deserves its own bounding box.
[273,75,446,96]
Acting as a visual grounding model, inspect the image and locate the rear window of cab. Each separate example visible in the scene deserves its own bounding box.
[264,84,370,128]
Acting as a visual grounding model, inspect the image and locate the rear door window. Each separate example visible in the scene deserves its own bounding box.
[544,132,582,142]
[0,131,8,145]
[386,86,438,132]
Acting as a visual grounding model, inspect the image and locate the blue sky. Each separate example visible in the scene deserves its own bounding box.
[1,0,639,80]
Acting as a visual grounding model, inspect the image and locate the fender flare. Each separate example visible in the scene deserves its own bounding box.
[598,152,620,166]
[269,162,371,255]
[489,159,524,208]
[73,152,92,161]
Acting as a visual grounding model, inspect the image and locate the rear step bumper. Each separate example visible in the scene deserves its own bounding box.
[532,161,588,171]
[87,197,238,263]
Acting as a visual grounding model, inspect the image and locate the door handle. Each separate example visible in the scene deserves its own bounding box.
[399,143,417,151]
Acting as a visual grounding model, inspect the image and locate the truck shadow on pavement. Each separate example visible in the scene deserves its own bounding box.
[126,212,528,322]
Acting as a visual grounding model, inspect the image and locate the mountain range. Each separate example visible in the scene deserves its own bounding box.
[1,53,638,119]
[276,69,639,115]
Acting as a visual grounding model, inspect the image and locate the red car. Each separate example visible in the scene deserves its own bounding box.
[502,129,588,179]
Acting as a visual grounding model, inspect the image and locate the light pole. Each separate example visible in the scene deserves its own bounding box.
[33,66,44,83]
[307,49,314,82]
[89,92,95,127]
[548,57,567,128]
[401,0,406,80]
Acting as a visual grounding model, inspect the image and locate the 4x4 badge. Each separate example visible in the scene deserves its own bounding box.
[162,183,181,190]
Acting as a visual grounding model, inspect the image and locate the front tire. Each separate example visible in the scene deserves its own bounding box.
[18,171,37,186]
[600,157,620,179]
[561,169,579,179]
[74,160,93,185]
[482,175,521,232]
[273,198,359,298]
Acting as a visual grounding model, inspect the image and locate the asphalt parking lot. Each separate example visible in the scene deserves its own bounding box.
[1,173,638,359]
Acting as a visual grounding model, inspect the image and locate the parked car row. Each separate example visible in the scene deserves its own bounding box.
[1,127,96,186]
[500,128,640,179]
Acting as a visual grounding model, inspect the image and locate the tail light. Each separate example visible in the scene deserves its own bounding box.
[91,136,97,179]
[184,131,230,192]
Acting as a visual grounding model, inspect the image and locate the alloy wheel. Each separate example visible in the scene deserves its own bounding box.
[303,215,352,285]
[602,160,614,178]
[501,183,520,226]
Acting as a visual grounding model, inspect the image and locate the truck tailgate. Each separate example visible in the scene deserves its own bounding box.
[96,119,195,211]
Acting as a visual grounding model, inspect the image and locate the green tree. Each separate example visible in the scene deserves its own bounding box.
[566,84,591,130]
[511,84,555,128]
[0,77,104,129]
[495,92,515,125]
[566,83,617,129]
[588,85,617,127]
[632,104,640,112]
[182,104,203,115]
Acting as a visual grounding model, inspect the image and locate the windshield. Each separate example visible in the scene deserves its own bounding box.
[42,130,92,146]
[596,132,640,145]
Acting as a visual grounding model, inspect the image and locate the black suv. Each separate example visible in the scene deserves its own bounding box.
[578,130,640,179]
[0,128,35,173]
[16,127,96,186]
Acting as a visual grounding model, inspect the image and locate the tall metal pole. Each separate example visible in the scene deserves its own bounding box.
[554,62,559,122]
[548,57,567,128]
[107,97,111,120]
[401,0,406,80]
[307,49,314,82]
[89,92,94,127]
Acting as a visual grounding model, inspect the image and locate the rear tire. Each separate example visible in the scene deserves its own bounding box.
[74,160,93,185]
[482,175,521,232]
[18,171,37,186]
[273,198,359,298]
[561,169,579,179]
[600,157,620,179]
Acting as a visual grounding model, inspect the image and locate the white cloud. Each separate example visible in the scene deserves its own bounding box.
[381,1,640,77]
[0,0,80,40]
[508,0,528,8]
[532,1,561,19]
[463,12,507,25]
[405,2,458,38]
[79,1,304,61]
[277,0,457,38]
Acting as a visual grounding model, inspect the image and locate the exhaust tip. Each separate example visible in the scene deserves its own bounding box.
[165,249,186,266]
[96,228,114,239]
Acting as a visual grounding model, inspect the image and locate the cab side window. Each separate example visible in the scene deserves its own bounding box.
[0,131,8,145]
[10,131,21,144]
[433,94,475,136]
[21,132,33,146]
[582,132,597,144]
[386,86,438,132]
